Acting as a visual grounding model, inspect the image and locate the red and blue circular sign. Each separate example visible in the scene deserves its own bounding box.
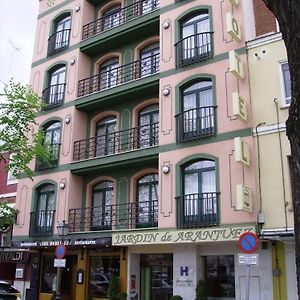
[238,232,259,254]
[55,244,66,259]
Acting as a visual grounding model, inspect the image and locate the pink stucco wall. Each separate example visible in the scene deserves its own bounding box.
[158,136,257,229]
[14,171,83,237]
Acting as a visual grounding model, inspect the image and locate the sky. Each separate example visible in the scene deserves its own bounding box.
[0,0,39,89]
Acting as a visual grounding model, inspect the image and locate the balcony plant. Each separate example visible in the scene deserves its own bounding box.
[0,202,18,233]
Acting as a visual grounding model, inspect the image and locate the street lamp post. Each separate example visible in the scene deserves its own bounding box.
[55,220,69,300]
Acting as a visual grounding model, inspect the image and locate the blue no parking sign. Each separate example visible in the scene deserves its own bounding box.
[238,232,259,254]
[55,244,66,259]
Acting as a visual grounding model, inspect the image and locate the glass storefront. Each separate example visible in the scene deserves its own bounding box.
[204,255,235,299]
[41,255,75,294]
[140,254,173,300]
[88,256,120,298]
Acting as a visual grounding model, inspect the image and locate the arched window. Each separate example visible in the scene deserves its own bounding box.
[177,11,212,66]
[99,58,119,89]
[30,184,56,236]
[136,174,158,227]
[48,14,71,56]
[140,43,159,77]
[43,65,66,109]
[102,5,121,30]
[91,181,114,230]
[176,80,215,142]
[95,116,117,157]
[138,104,159,148]
[182,159,217,226]
[36,121,61,170]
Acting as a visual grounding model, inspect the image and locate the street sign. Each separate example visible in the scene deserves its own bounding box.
[54,258,66,268]
[238,253,259,266]
[55,244,66,259]
[238,232,259,253]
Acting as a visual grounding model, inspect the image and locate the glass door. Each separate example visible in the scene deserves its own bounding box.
[140,254,173,300]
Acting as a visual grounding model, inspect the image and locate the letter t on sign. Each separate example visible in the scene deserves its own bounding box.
[180,266,188,276]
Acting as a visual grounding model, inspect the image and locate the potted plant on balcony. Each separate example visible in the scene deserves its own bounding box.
[0,202,18,233]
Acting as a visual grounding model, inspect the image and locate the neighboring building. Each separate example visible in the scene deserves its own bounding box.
[0,153,29,297]
[12,1,283,300]
[248,1,296,299]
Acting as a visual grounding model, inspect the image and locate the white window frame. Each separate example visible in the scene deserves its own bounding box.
[279,61,291,107]
[7,154,18,185]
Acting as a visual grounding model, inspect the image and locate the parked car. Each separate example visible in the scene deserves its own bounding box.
[89,274,111,297]
[0,281,21,300]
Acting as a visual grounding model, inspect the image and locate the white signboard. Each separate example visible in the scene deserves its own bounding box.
[112,225,256,246]
[175,266,194,287]
[54,259,66,268]
[238,254,259,266]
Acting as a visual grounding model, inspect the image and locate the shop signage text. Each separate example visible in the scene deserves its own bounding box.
[16,238,110,248]
[0,250,26,262]
[112,226,255,246]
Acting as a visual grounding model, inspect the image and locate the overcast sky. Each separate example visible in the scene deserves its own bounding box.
[0,0,38,89]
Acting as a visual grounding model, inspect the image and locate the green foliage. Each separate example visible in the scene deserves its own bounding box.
[118,292,127,300]
[108,276,120,300]
[0,202,18,232]
[195,280,208,300]
[0,80,51,179]
[170,295,183,300]
[108,276,127,300]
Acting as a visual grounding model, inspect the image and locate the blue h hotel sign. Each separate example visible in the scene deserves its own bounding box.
[180,266,189,276]
[176,266,193,287]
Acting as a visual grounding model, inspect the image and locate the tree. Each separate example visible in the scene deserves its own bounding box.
[261,0,300,296]
[0,80,50,179]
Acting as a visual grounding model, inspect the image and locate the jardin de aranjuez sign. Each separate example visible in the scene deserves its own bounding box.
[112,225,255,246]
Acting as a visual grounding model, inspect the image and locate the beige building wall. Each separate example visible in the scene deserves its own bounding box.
[248,34,293,230]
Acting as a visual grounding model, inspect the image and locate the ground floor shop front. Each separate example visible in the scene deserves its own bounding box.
[14,225,297,300]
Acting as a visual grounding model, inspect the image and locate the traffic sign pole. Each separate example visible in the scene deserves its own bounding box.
[245,265,250,300]
[238,232,259,300]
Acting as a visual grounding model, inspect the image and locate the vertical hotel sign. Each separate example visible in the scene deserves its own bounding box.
[227,0,253,213]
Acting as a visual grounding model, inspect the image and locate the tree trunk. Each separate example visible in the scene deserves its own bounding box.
[262,0,300,297]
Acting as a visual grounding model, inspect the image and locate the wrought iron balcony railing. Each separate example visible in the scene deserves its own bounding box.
[42,83,66,110]
[82,0,160,40]
[175,32,213,67]
[176,192,218,228]
[175,106,216,143]
[77,53,159,97]
[73,122,159,161]
[47,29,71,56]
[29,210,56,237]
[68,200,158,232]
[36,143,61,171]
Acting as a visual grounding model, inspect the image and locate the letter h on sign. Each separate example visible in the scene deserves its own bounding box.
[180,266,188,276]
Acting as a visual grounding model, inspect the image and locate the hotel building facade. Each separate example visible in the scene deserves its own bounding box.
[12,0,290,299]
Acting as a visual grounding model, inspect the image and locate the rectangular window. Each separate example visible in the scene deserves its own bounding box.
[41,256,73,293]
[88,256,120,298]
[204,255,235,299]
[6,154,17,185]
[280,62,291,105]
